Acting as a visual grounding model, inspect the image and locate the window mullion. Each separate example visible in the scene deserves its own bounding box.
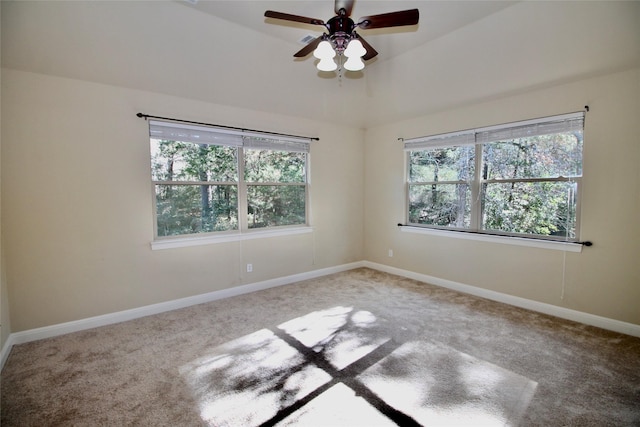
[237,147,248,232]
[152,183,159,238]
[572,177,582,241]
[245,182,306,186]
[304,153,310,226]
[410,180,466,185]
[405,151,411,225]
[470,143,483,230]
[152,180,236,186]
[483,176,580,184]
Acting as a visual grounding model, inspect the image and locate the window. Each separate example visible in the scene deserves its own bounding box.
[405,112,584,241]
[149,120,309,239]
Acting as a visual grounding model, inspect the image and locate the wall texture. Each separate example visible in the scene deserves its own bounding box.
[2,66,639,334]
[1,69,364,332]
[0,2,9,349]
[364,68,640,326]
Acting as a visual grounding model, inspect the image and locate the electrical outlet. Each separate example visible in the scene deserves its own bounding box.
[246,263,253,273]
[388,249,394,257]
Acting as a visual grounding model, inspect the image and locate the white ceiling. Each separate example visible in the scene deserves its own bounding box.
[181,1,515,63]
[2,1,640,129]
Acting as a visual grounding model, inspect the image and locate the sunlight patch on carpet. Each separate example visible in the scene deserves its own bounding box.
[278,306,390,370]
[179,329,331,426]
[357,340,538,426]
[180,306,536,426]
[275,382,396,426]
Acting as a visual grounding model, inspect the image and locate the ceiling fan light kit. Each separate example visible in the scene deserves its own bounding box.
[343,38,366,71]
[313,39,338,71]
[313,40,336,60]
[265,0,419,74]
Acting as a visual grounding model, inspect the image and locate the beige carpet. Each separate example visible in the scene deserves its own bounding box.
[2,268,639,426]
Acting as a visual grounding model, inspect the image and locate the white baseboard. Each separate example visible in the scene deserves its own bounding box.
[363,261,640,338]
[3,259,638,370]
[0,333,17,372]
[0,261,364,370]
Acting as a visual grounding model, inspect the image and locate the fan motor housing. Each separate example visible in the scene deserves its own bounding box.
[326,15,356,53]
[327,15,355,36]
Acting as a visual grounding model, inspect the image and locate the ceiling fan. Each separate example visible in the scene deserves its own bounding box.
[264,0,419,72]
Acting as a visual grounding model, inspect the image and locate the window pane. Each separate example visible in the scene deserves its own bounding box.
[408,183,471,228]
[247,185,306,229]
[482,181,577,238]
[155,184,238,236]
[483,132,583,180]
[244,150,306,183]
[409,146,474,182]
[151,139,238,182]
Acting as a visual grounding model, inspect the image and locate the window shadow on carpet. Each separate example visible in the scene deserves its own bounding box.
[180,306,537,426]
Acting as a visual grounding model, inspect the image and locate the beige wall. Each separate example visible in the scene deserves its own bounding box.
[364,68,640,326]
[0,0,10,349]
[1,69,364,332]
[2,66,639,334]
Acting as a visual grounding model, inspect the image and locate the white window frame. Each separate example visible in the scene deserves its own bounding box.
[148,120,312,249]
[403,112,585,250]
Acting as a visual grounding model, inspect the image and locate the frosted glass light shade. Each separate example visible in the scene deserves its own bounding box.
[344,56,365,71]
[344,39,366,58]
[317,57,338,72]
[313,41,335,60]
[344,39,366,71]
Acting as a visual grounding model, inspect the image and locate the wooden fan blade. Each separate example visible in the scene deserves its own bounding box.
[357,9,419,30]
[294,36,324,58]
[265,10,325,26]
[335,0,355,16]
[357,35,378,60]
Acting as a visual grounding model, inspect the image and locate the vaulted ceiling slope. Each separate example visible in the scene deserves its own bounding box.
[2,1,639,128]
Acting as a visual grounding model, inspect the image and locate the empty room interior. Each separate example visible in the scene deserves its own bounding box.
[1,0,639,425]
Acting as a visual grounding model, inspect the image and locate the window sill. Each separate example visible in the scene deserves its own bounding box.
[151,226,313,250]
[399,226,583,253]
